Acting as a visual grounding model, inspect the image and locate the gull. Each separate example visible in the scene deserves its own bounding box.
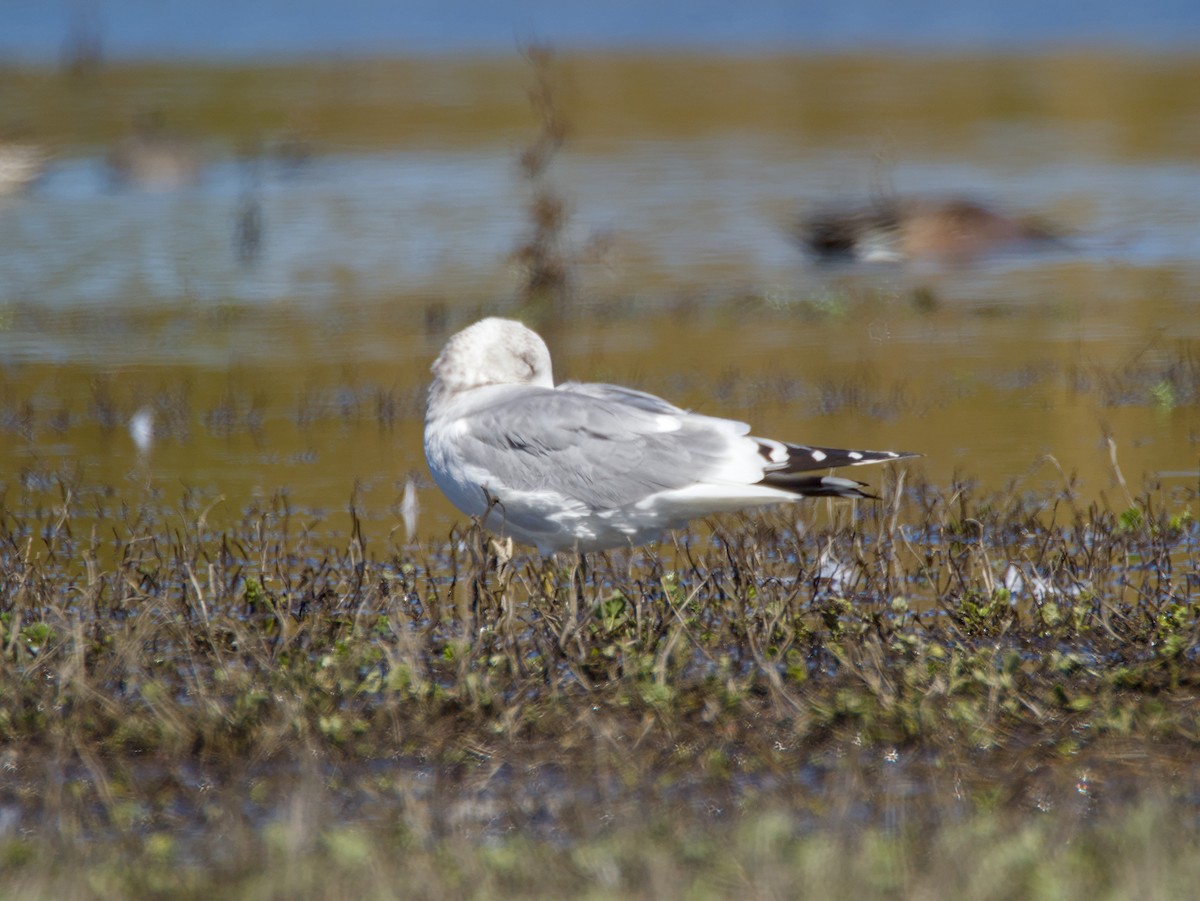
[424,318,917,554]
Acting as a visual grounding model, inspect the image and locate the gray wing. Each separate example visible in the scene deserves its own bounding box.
[555,381,693,417]
[458,384,748,509]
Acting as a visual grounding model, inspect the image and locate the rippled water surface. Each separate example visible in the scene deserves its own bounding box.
[2,53,1198,545]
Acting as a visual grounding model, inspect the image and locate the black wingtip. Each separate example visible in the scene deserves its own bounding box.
[763,473,879,499]
[777,444,922,474]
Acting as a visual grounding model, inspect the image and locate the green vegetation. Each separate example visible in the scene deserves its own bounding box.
[5,53,1199,159]
[0,476,1197,898]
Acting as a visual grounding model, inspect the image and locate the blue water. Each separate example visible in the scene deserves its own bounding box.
[3,137,1199,370]
[4,0,1200,62]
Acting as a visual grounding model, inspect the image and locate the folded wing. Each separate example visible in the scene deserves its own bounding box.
[456,383,916,510]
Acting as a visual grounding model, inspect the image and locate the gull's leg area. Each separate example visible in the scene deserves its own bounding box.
[463,490,516,633]
[558,548,588,651]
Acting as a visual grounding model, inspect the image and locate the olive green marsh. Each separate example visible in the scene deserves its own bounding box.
[1,51,1199,898]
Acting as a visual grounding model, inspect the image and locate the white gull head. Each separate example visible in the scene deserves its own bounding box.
[429,317,553,405]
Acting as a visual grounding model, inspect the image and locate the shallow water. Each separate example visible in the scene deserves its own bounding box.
[1,53,1198,547]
